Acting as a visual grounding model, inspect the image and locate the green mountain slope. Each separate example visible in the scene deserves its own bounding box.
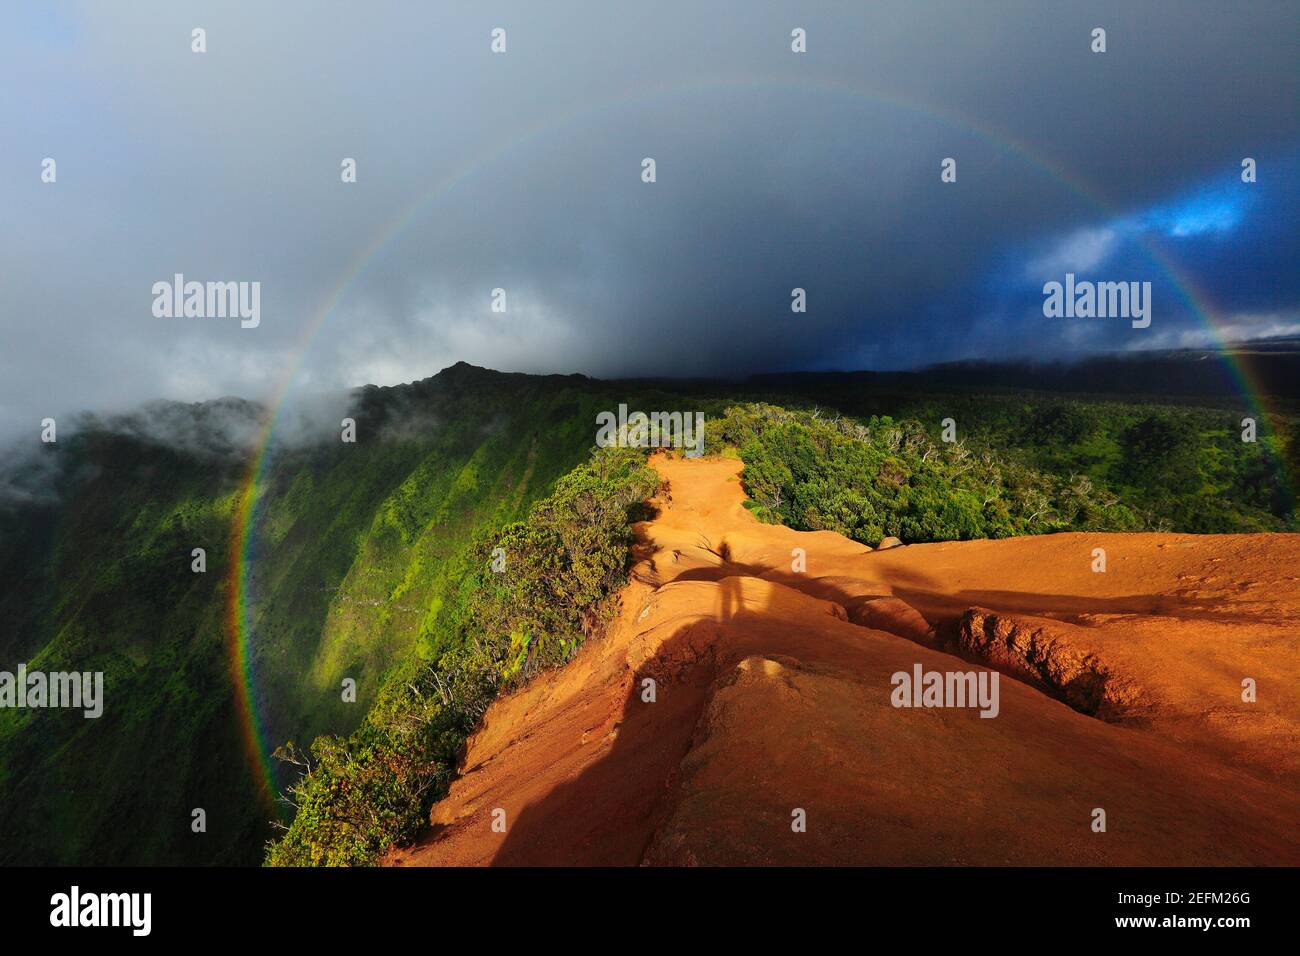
[0,364,642,864]
[1,361,1294,866]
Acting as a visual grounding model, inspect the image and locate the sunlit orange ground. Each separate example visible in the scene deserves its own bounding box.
[387,454,1300,866]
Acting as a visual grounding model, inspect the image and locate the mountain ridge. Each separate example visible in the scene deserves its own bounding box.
[390,454,1300,866]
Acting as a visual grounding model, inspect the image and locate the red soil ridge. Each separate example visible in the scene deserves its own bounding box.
[387,454,1300,866]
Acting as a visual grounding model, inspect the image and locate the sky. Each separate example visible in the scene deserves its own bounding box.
[1,0,1297,439]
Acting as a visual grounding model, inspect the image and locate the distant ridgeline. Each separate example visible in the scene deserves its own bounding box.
[743,339,1300,407]
[0,359,1295,866]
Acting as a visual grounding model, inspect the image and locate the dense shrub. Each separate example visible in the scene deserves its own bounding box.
[711,403,1141,544]
[754,388,1296,533]
[265,447,657,866]
[465,446,659,680]
[264,650,494,867]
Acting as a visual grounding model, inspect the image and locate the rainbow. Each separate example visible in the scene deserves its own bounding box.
[226,74,1283,804]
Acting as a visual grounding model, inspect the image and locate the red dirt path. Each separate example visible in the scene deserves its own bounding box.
[387,454,1300,866]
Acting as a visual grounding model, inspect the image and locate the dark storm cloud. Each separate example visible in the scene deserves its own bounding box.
[1,1,1296,438]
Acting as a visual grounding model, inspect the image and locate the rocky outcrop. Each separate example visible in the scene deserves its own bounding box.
[956,607,1144,720]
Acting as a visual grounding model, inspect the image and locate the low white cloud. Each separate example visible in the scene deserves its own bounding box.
[1024,226,1118,280]
[1131,311,1300,351]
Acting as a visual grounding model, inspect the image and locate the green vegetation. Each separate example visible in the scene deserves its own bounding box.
[910,395,1297,533]
[0,366,630,865]
[0,432,255,864]
[710,404,1140,544]
[264,447,656,865]
[2,362,1295,867]
[711,398,1296,544]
